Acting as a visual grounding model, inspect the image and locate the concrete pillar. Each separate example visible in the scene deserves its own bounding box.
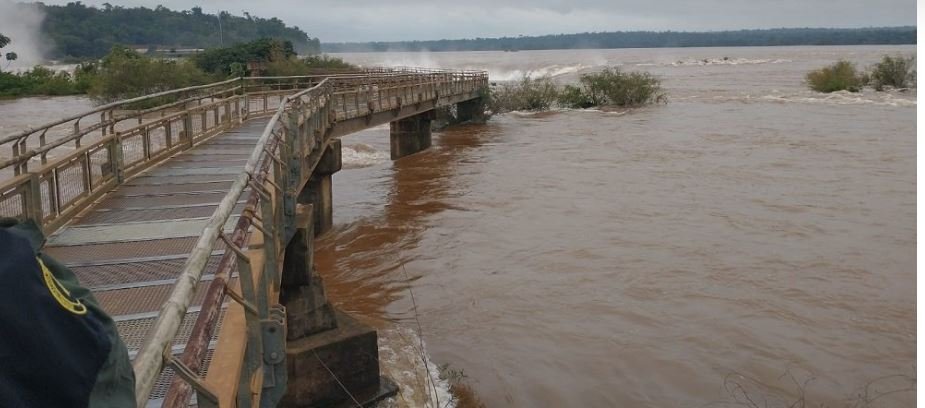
[298,174,333,237]
[280,207,398,408]
[297,140,340,237]
[280,204,337,340]
[315,139,342,175]
[390,110,434,160]
[456,97,487,123]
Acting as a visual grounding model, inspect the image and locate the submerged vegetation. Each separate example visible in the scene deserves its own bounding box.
[489,67,667,113]
[488,75,560,113]
[0,66,93,97]
[439,364,487,408]
[806,60,865,93]
[869,55,916,91]
[559,67,666,108]
[0,38,355,100]
[806,55,916,93]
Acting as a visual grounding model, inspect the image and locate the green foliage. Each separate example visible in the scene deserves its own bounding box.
[300,55,356,71]
[0,33,13,72]
[489,75,559,113]
[86,46,214,103]
[806,60,864,93]
[869,55,916,90]
[265,54,356,76]
[0,66,87,97]
[324,27,916,53]
[192,38,355,77]
[192,38,296,75]
[29,2,321,59]
[0,40,353,99]
[557,84,594,108]
[559,68,666,108]
[489,68,667,113]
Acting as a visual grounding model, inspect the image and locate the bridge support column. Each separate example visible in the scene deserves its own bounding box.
[280,205,398,408]
[390,110,435,160]
[457,97,487,123]
[299,140,341,237]
[281,205,337,338]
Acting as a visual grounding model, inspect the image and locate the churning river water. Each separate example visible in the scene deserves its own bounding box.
[0,45,916,407]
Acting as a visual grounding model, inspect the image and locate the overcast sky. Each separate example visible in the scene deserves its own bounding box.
[40,0,917,43]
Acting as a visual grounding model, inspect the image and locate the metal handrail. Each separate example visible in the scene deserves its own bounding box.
[131,80,302,406]
[0,67,489,407]
[0,77,242,145]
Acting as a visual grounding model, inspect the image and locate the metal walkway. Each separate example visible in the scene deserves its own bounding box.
[45,118,269,404]
[0,68,488,407]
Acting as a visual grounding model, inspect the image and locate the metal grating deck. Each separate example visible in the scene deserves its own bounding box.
[41,119,270,407]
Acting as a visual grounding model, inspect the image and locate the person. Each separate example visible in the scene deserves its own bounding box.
[0,217,135,407]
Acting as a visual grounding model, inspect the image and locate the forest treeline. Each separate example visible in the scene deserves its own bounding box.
[323,27,916,53]
[24,2,320,59]
[0,39,354,99]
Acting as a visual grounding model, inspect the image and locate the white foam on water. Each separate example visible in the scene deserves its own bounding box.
[342,143,390,169]
[489,64,589,82]
[674,90,917,107]
[668,57,792,66]
[759,90,917,107]
[376,325,456,408]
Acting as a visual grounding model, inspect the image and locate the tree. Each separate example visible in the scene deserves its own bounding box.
[0,33,15,71]
[35,3,317,59]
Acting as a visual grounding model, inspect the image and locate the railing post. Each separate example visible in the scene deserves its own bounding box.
[275,109,295,241]
[25,172,43,226]
[142,125,151,160]
[233,250,263,408]
[165,121,173,148]
[11,143,20,176]
[83,151,93,193]
[111,133,125,183]
[184,111,194,148]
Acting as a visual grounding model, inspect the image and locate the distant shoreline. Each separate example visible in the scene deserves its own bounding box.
[324,43,917,55]
[322,27,916,53]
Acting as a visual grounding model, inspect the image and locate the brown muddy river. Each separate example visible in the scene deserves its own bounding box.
[1,45,915,407]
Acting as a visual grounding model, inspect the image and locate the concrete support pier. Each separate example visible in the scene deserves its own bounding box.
[390,110,435,160]
[456,97,487,123]
[299,140,341,236]
[280,206,398,407]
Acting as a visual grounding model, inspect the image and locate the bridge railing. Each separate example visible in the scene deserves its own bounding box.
[0,67,487,407]
[139,69,487,407]
[0,72,423,232]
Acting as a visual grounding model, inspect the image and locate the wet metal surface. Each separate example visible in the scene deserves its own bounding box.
[42,118,268,401]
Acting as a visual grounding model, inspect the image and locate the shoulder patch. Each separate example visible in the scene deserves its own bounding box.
[38,258,88,315]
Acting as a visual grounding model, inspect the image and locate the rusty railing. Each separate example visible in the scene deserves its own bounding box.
[123,68,488,407]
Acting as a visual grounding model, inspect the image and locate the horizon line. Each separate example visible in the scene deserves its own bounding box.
[321,26,917,45]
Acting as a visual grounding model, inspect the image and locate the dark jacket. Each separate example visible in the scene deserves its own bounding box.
[0,218,135,408]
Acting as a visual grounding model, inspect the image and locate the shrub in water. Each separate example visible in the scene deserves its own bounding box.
[805,60,863,93]
[869,55,916,91]
[488,75,559,113]
[559,67,666,108]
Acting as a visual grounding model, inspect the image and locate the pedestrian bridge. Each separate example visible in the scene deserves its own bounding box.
[0,68,488,407]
